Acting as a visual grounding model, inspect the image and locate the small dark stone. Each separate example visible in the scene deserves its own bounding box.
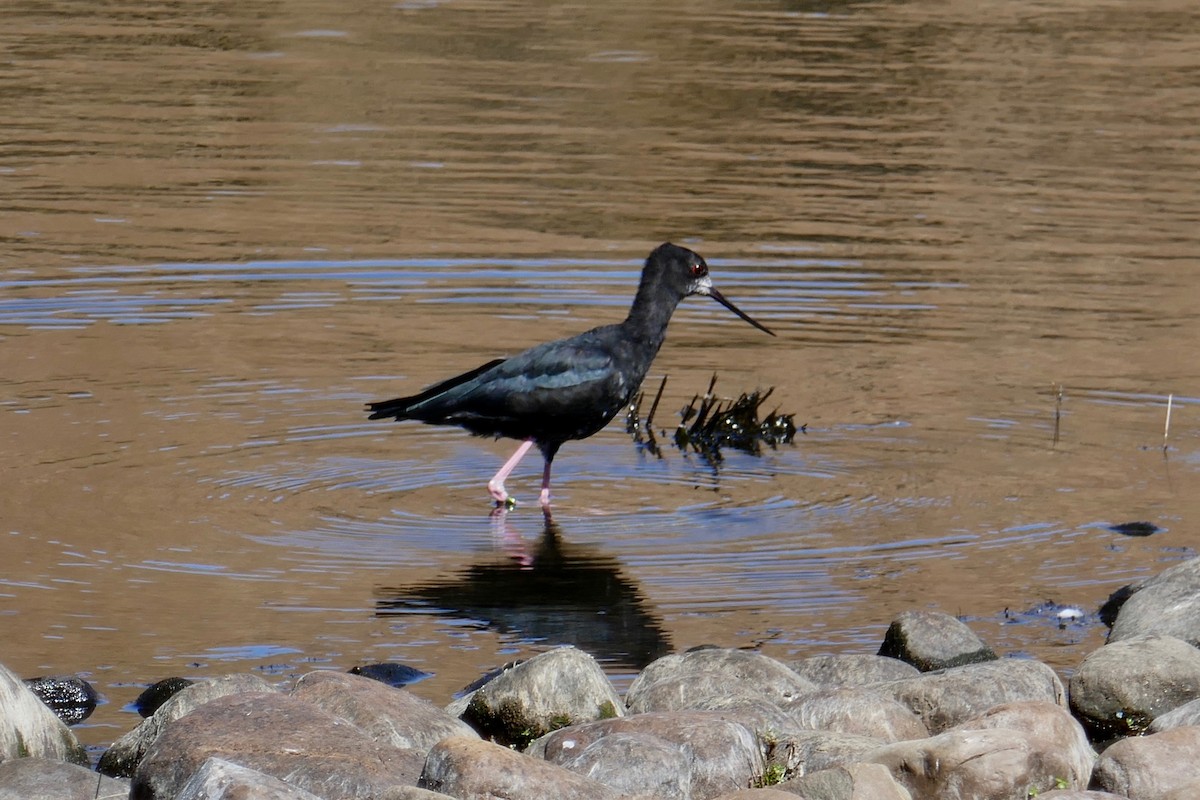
[1098,585,1136,628]
[135,677,195,718]
[347,663,432,688]
[22,676,99,726]
[1107,521,1160,537]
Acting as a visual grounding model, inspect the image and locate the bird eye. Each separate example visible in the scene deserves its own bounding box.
[690,262,707,277]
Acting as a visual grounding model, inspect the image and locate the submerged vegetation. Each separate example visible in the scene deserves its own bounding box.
[626,374,801,463]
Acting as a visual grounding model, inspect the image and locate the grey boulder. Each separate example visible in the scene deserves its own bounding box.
[877,610,998,671]
[1069,633,1200,739]
[0,757,126,800]
[0,662,87,766]
[292,670,477,751]
[131,691,425,800]
[421,735,622,800]
[460,646,622,747]
[789,655,919,688]
[99,673,276,777]
[1092,725,1200,800]
[871,658,1065,733]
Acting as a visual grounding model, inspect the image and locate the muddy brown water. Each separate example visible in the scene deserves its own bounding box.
[3,0,1198,755]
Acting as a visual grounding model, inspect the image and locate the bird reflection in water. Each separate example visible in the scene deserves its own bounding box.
[375,510,671,672]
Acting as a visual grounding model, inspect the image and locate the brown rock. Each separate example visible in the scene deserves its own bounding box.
[783,687,927,742]
[1092,725,1200,800]
[866,727,1087,799]
[421,736,622,800]
[131,692,425,800]
[950,700,1093,787]
[789,655,919,688]
[292,670,476,751]
[776,763,913,799]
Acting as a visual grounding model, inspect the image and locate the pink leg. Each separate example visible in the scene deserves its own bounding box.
[488,439,535,505]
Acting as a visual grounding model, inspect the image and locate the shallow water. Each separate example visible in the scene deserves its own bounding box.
[3,0,1198,754]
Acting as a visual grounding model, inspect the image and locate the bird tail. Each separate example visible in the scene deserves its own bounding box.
[366,358,506,421]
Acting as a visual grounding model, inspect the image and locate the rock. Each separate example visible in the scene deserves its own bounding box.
[627,648,817,713]
[789,655,920,688]
[782,687,927,742]
[1034,792,1129,800]
[950,701,1094,787]
[0,756,127,799]
[709,791,800,800]
[546,730,691,798]
[627,672,798,715]
[766,729,885,776]
[460,647,623,748]
[776,763,913,800]
[1069,634,1200,739]
[135,677,194,717]
[291,670,476,751]
[866,727,1087,799]
[1092,725,1200,799]
[99,672,276,778]
[681,694,809,740]
[1162,778,1200,800]
[22,675,99,725]
[1108,556,1200,646]
[1150,697,1200,732]
[872,658,1065,733]
[174,758,325,800]
[0,661,88,765]
[348,663,432,688]
[535,711,764,799]
[131,692,426,800]
[421,736,622,800]
[877,610,998,671]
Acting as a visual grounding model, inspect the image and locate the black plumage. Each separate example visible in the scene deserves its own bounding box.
[367,242,774,507]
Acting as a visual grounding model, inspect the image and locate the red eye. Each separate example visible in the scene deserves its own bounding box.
[690,262,706,277]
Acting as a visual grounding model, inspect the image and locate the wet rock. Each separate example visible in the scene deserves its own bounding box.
[1108,556,1200,646]
[776,763,913,800]
[174,757,325,800]
[22,675,99,726]
[950,700,1094,787]
[421,735,622,800]
[535,711,764,799]
[100,672,276,778]
[877,610,998,671]
[292,670,476,751]
[1150,697,1200,732]
[866,726,1087,799]
[871,658,1065,733]
[135,677,194,717]
[460,646,623,748]
[348,662,432,688]
[627,648,817,713]
[782,687,928,742]
[131,692,425,800]
[788,654,919,688]
[0,756,127,800]
[0,662,88,765]
[1092,725,1200,799]
[1068,633,1200,739]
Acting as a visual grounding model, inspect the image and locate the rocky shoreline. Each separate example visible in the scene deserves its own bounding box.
[3,556,1200,800]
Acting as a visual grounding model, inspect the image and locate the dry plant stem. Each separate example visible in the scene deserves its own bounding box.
[1164,393,1173,452]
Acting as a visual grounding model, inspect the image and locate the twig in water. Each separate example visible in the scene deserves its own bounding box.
[1052,383,1063,445]
[1164,393,1173,453]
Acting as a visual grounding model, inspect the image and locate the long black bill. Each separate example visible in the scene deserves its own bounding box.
[708,287,776,336]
